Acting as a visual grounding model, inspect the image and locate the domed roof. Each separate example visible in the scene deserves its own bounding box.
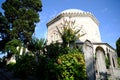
[60,9,85,14]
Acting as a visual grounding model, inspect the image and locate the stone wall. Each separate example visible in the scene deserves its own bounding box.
[113,68,120,79]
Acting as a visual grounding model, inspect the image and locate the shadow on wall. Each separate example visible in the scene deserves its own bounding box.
[99,72,107,80]
[86,57,95,80]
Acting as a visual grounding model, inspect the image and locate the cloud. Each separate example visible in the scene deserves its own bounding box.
[101,8,112,14]
[101,8,108,13]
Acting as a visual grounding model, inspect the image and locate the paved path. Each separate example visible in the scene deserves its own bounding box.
[0,68,21,80]
[0,73,8,80]
[0,68,38,80]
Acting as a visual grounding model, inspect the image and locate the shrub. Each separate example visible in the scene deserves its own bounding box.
[105,57,110,69]
[7,62,16,71]
[35,55,47,80]
[46,43,61,58]
[117,58,120,68]
[46,52,87,80]
[13,54,37,78]
[59,46,80,55]
[116,38,120,57]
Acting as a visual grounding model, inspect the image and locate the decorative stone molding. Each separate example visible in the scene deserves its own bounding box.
[47,9,99,27]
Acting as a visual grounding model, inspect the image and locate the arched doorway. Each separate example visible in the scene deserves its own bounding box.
[95,46,107,79]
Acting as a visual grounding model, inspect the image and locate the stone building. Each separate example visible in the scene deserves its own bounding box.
[46,9,120,80]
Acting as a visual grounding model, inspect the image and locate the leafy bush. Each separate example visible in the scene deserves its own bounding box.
[117,58,120,68]
[46,52,87,80]
[5,39,22,55]
[13,54,37,78]
[7,62,16,71]
[105,57,110,69]
[59,47,81,56]
[59,47,71,54]
[46,43,61,58]
[116,38,120,57]
[35,55,47,80]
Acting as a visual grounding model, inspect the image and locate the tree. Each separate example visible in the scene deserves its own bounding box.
[28,37,45,62]
[5,39,22,58]
[13,54,37,78]
[0,12,8,52]
[1,0,42,46]
[0,12,8,39]
[117,58,120,68]
[57,18,85,47]
[46,42,61,58]
[116,37,120,57]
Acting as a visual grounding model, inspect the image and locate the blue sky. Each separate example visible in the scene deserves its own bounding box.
[0,0,120,48]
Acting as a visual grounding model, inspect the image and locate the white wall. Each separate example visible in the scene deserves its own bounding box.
[47,15,101,45]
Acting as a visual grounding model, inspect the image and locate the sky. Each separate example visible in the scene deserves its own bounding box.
[0,0,120,49]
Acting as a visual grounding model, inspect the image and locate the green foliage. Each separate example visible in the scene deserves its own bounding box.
[116,37,120,57]
[7,62,16,71]
[46,52,86,80]
[5,39,22,47]
[117,58,120,68]
[0,12,7,26]
[35,55,47,80]
[57,53,86,80]
[28,37,45,52]
[60,47,71,54]
[1,0,42,45]
[56,19,82,47]
[13,53,37,78]
[28,37,45,63]
[5,39,22,55]
[105,57,110,69]
[46,43,79,58]
[0,12,8,51]
[60,46,80,55]
[46,42,61,58]
[0,12,8,38]
[57,26,80,47]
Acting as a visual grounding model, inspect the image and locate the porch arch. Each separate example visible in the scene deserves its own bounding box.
[95,46,107,79]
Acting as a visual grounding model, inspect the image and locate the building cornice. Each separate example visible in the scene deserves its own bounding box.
[47,14,62,27]
[76,42,115,51]
[93,43,115,51]
[47,12,99,27]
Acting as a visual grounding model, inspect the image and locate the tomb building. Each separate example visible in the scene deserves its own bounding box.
[46,9,120,80]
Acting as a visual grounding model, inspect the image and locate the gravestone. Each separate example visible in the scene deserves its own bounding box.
[83,40,95,80]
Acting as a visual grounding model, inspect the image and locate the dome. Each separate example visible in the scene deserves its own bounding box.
[60,9,85,14]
